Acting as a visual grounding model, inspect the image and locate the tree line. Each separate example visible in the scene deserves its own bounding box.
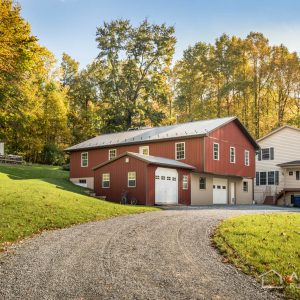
[0,0,299,164]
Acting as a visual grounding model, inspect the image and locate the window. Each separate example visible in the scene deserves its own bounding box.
[139,146,149,156]
[167,176,171,180]
[109,149,117,160]
[258,147,274,161]
[297,171,300,181]
[256,172,260,186]
[213,143,219,160]
[256,171,279,186]
[199,177,206,189]
[128,172,136,187]
[79,179,86,184]
[289,171,294,176]
[230,147,236,163]
[243,181,248,192]
[268,171,275,185]
[182,175,188,190]
[161,176,165,180]
[175,142,185,160]
[244,150,250,166]
[81,152,88,167]
[102,173,110,188]
[172,177,176,181]
[260,172,267,185]
[155,175,159,179]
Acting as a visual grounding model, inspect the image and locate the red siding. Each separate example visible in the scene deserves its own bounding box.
[70,137,204,178]
[204,120,256,177]
[94,156,148,205]
[94,155,191,206]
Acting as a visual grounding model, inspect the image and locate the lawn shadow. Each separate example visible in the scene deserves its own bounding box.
[0,164,90,196]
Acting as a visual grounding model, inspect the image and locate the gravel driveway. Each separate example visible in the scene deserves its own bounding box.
[0,205,298,300]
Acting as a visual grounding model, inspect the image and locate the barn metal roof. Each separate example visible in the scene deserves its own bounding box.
[65,116,247,152]
[93,152,196,170]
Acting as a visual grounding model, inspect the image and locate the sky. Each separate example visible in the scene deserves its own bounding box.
[18,0,300,68]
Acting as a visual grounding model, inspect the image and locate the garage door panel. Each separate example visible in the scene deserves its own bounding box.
[155,168,178,204]
[213,178,228,204]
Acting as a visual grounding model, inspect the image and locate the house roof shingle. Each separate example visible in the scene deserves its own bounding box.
[277,160,300,167]
[93,152,196,171]
[65,116,259,152]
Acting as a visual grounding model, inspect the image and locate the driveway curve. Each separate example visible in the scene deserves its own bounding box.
[0,205,296,300]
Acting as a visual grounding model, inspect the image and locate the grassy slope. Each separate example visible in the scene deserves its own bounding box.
[214,213,300,299]
[0,164,158,250]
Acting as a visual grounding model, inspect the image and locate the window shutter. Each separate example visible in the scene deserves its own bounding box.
[256,172,260,186]
[275,171,279,185]
[258,150,261,161]
[270,147,274,160]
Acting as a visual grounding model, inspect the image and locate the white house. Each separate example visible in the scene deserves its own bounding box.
[254,125,300,205]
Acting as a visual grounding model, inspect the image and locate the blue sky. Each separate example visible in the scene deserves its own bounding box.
[19,0,300,68]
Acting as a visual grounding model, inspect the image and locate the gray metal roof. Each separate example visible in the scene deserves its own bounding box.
[93,151,196,170]
[127,152,195,169]
[65,116,238,151]
[277,160,300,167]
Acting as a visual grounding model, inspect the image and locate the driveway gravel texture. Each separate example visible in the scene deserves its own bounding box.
[0,205,298,300]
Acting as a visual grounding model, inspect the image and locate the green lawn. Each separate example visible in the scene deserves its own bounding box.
[214,213,300,299]
[0,164,158,251]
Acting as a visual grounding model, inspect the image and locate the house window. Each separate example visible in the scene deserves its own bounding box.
[108,149,117,160]
[79,179,86,184]
[182,175,188,190]
[289,171,293,176]
[199,177,206,189]
[244,150,250,166]
[81,152,88,167]
[297,171,300,181]
[128,172,136,187]
[102,173,110,188]
[175,142,185,160]
[258,147,274,161]
[230,147,236,163]
[139,146,149,156]
[243,181,248,192]
[260,172,267,185]
[268,171,275,185]
[255,172,259,186]
[213,143,219,160]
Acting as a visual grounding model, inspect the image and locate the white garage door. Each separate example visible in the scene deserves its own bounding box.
[155,167,178,204]
[213,178,228,204]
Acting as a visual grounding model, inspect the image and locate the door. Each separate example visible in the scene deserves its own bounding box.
[213,178,228,204]
[155,167,178,204]
[230,182,235,204]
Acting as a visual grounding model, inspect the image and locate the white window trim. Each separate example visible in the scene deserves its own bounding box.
[230,146,236,163]
[213,143,219,161]
[139,145,149,156]
[128,171,136,188]
[182,175,188,190]
[102,173,110,188]
[81,152,88,167]
[108,149,117,160]
[175,141,185,160]
[245,150,250,166]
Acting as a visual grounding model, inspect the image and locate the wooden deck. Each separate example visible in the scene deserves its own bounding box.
[0,154,23,165]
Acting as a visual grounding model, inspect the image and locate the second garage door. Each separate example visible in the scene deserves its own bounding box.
[213,178,228,204]
[155,167,178,204]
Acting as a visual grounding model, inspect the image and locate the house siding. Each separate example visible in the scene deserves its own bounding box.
[205,121,256,178]
[70,137,204,182]
[254,127,300,203]
[94,156,148,205]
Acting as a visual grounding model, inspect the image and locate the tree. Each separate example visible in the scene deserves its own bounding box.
[95,19,176,132]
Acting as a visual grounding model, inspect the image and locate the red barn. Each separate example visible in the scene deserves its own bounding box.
[65,117,259,205]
